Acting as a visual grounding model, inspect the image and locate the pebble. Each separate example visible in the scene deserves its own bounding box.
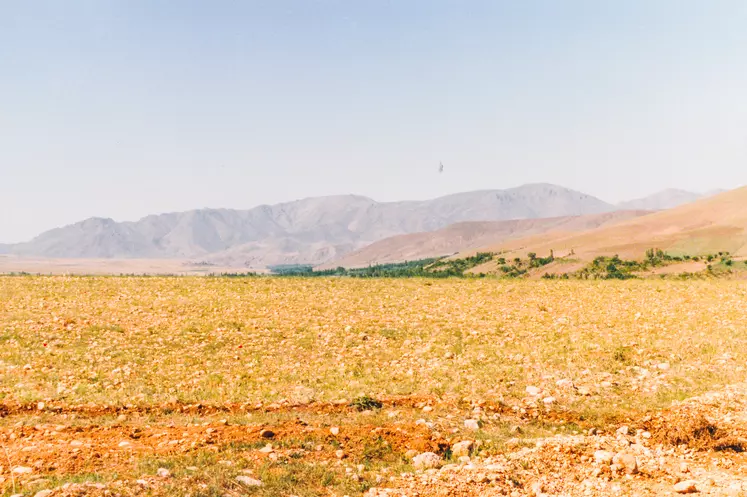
[330,426,340,435]
[335,449,346,459]
[156,468,171,478]
[118,441,132,448]
[526,386,541,396]
[616,426,630,436]
[531,481,544,496]
[412,452,442,469]
[593,450,614,465]
[34,491,53,497]
[12,466,33,474]
[259,444,274,453]
[451,440,473,457]
[673,480,698,493]
[422,406,433,413]
[613,452,638,474]
[464,419,481,431]
[236,476,263,487]
[542,396,556,405]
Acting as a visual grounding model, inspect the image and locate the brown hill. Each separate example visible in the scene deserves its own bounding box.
[321,210,650,269]
[465,186,747,266]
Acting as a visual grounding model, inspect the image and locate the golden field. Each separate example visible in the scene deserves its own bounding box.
[1,276,746,496]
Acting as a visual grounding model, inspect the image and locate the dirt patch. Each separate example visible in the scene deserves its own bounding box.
[644,407,746,452]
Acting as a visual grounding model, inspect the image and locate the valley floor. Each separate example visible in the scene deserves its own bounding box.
[1,277,746,496]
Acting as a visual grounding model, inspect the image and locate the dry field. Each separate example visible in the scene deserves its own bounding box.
[1,276,746,496]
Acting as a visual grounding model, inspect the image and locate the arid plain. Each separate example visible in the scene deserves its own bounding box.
[1,277,746,496]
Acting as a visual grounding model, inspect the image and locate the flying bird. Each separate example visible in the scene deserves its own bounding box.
[438,162,444,173]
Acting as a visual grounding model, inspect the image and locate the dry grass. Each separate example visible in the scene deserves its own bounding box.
[2,276,747,495]
[2,277,747,411]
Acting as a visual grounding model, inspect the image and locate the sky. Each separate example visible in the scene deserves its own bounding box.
[1,1,746,242]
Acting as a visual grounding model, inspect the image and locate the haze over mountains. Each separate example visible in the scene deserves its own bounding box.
[0,184,723,269]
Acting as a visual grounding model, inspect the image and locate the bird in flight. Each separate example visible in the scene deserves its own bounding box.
[438,162,444,173]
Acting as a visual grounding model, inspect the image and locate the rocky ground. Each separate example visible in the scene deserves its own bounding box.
[1,384,745,496]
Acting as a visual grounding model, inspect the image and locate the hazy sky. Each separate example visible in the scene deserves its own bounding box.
[2,1,746,242]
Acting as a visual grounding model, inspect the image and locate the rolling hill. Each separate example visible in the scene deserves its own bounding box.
[323,210,651,269]
[464,186,747,265]
[5,184,614,268]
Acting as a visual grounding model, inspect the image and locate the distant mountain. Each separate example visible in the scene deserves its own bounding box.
[616,188,720,211]
[322,210,651,269]
[0,244,10,254]
[6,184,614,267]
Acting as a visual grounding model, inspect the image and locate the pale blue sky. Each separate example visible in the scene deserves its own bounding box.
[1,1,746,242]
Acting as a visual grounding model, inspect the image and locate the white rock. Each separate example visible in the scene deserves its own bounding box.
[451,440,473,457]
[464,419,481,431]
[422,406,433,413]
[259,444,274,453]
[330,426,340,435]
[335,449,345,459]
[657,362,671,371]
[34,491,53,497]
[525,386,541,396]
[542,396,556,405]
[37,402,46,411]
[118,441,132,448]
[12,466,33,474]
[612,452,638,474]
[412,452,442,469]
[616,426,630,436]
[236,475,263,487]
[673,480,698,493]
[157,468,171,478]
[593,450,614,465]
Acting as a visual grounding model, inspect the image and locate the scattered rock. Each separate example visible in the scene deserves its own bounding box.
[330,426,340,435]
[259,444,274,453]
[451,440,473,457]
[530,481,544,496]
[422,405,433,413]
[34,490,53,497]
[12,466,33,474]
[613,452,638,474]
[525,386,541,396]
[37,402,45,411]
[156,468,171,478]
[616,426,630,436]
[412,452,442,469]
[673,480,698,493]
[335,449,345,459]
[260,429,275,439]
[236,476,263,487]
[542,396,556,405]
[657,362,671,371]
[593,450,614,465]
[118,441,131,448]
[464,419,481,431]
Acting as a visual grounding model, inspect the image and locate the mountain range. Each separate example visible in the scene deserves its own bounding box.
[0,184,720,268]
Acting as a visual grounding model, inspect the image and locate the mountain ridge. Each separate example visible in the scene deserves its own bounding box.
[5,184,614,267]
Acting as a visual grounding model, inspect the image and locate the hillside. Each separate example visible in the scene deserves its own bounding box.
[465,186,747,265]
[323,210,650,269]
[6,184,614,268]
